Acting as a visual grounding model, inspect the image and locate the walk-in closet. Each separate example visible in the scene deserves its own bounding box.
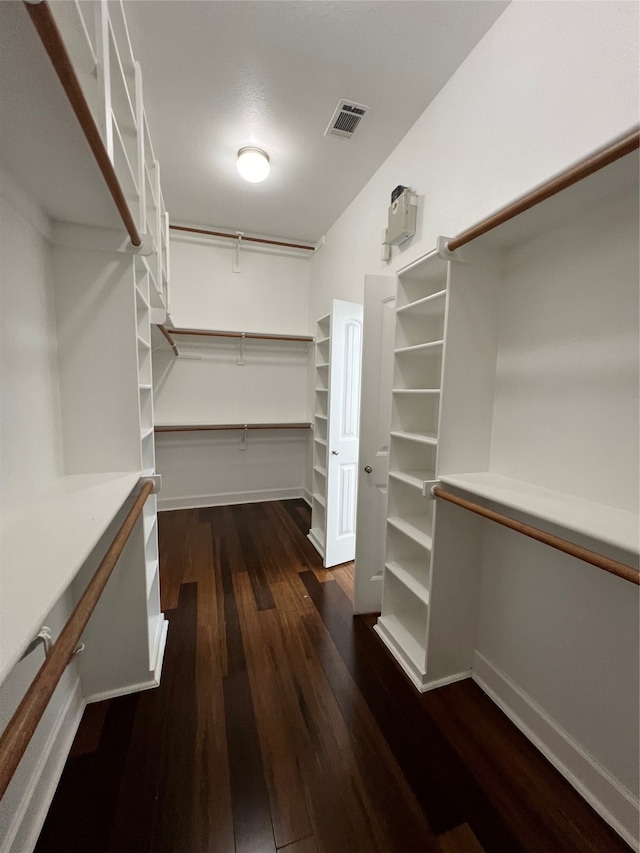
[1,1,638,851]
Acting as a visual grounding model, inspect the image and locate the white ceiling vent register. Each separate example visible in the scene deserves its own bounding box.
[325,100,371,139]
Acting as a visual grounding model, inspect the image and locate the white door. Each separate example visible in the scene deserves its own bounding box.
[324,300,363,568]
[354,276,396,613]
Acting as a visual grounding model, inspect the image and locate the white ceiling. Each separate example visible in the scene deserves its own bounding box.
[123,1,508,243]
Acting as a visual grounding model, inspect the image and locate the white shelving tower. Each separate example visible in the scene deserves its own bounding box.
[374,252,447,690]
[309,313,330,557]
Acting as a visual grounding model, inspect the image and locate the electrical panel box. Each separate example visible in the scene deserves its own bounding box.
[385,186,417,246]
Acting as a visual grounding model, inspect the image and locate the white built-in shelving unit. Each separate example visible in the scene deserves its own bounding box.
[0,0,169,696]
[309,313,331,557]
[375,252,447,687]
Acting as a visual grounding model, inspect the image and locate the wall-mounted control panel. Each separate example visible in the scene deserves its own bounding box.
[382,185,418,261]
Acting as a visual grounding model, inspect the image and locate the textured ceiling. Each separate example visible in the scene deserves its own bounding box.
[123,1,509,243]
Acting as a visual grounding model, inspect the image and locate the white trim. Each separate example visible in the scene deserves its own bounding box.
[373,620,428,691]
[158,487,305,511]
[472,651,639,849]
[423,670,472,692]
[302,488,313,507]
[3,680,85,853]
[85,620,168,703]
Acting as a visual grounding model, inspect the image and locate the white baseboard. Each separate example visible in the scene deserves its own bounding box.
[3,679,85,853]
[85,619,169,704]
[302,489,312,507]
[158,487,305,511]
[472,651,639,849]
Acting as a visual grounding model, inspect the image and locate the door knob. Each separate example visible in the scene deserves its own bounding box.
[364,465,373,473]
[332,450,340,455]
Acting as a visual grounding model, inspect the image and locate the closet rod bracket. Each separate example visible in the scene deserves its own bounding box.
[127,233,155,257]
[140,475,162,494]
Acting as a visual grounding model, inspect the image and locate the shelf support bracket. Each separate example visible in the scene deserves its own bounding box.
[239,425,248,451]
[233,232,244,273]
[237,332,246,366]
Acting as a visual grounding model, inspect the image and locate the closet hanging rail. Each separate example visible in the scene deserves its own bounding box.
[155,423,311,432]
[0,481,154,801]
[158,324,179,356]
[169,224,315,252]
[166,327,314,344]
[446,127,640,252]
[23,0,143,248]
[432,487,639,586]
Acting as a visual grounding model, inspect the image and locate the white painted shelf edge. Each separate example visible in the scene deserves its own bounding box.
[0,471,141,682]
[387,515,433,551]
[390,430,438,446]
[395,340,444,355]
[388,470,435,490]
[385,561,429,605]
[439,472,640,557]
[396,290,446,316]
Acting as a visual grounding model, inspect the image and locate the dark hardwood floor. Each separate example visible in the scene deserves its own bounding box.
[35,500,630,852]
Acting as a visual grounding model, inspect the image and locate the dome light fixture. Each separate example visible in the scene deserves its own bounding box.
[236,147,270,183]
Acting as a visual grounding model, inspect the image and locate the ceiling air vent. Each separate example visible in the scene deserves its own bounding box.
[325,100,371,140]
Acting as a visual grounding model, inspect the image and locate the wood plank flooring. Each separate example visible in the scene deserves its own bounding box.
[35,500,631,853]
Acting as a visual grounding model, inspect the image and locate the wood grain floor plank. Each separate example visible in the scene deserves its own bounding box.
[233,570,314,848]
[219,528,276,853]
[234,504,276,610]
[300,611,440,853]
[278,834,319,853]
[438,823,485,853]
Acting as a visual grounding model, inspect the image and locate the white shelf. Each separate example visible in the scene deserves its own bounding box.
[390,430,438,446]
[137,334,151,350]
[316,336,330,345]
[439,472,640,557]
[388,469,435,490]
[141,427,154,440]
[0,471,141,682]
[395,340,444,356]
[314,437,327,446]
[315,413,327,421]
[314,465,327,477]
[396,290,446,317]
[316,362,329,369]
[385,561,429,605]
[387,515,433,551]
[139,384,152,391]
[315,387,328,393]
[312,492,326,508]
[392,389,440,396]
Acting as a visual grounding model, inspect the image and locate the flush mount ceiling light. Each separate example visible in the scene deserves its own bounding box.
[237,147,270,183]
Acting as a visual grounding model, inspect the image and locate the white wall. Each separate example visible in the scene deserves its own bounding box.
[308,0,639,318]
[169,235,311,335]
[0,181,83,852]
[154,235,312,509]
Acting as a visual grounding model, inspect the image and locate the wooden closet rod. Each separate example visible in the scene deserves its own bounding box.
[169,224,315,252]
[166,327,314,343]
[158,324,179,356]
[0,481,154,801]
[155,423,311,433]
[24,1,143,248]
[446,127,640,252]
[432,487,639,586]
